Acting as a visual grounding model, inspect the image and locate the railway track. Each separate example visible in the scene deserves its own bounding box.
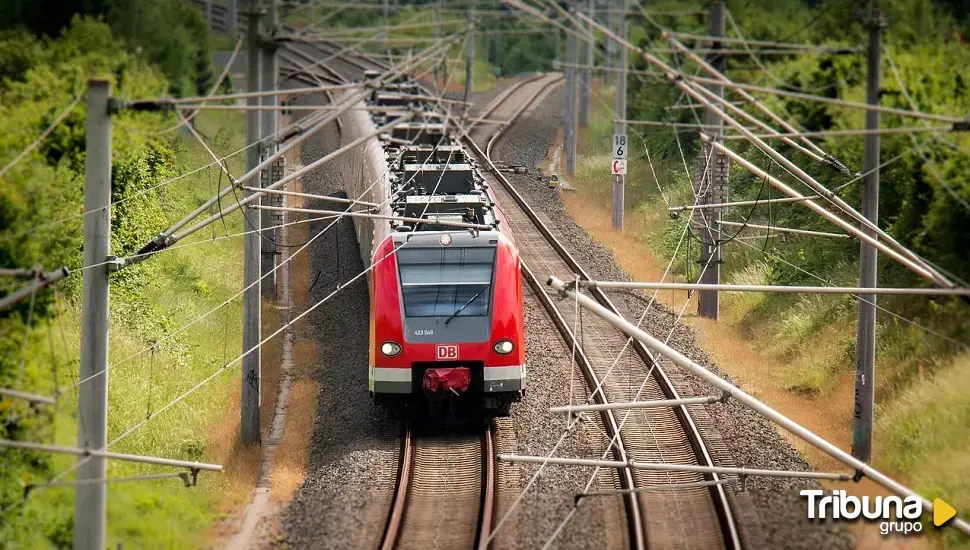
[187,3,740,543]
[464,75,743,548]
[381,426,496,550]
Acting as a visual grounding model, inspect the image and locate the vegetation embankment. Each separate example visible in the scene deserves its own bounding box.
[563,0,970,546]
[0,4,261,547]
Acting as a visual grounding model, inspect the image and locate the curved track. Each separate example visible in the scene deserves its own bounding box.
[466,75,743,549]
[381,426,495,550]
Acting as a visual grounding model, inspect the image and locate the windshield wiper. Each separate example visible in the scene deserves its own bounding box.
[444,284,490,325]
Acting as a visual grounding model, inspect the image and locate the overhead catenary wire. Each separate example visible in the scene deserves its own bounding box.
[721,125,956,139]
[546,275,970,537]
[140,36,456,251]
[2,100,334,245]
[608,24,955,286]
[703,135,951,284]
[280,10,431,80]
[667,140,931,213]
[104,83,479,462]
[55,36,473,485]
[154,35,246,135]
[669,30,861,52]
[883,46,970,213]
[69,40,469,393]
[0,92,84,179]
[147,82,358,105]
[160,112,416,252]
[487,107,721,547]
[539,227,725,549]
[684,73,970,125]
[723,7,851,94]
[665,36,836,166]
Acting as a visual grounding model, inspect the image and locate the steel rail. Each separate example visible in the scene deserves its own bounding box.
[380,427,413,550]
[379,426,496,549]
[468,75,742,548]
[478,427,496,550]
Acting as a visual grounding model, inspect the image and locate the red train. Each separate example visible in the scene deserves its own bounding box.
[358,88,526,417]
[369,230,525,416]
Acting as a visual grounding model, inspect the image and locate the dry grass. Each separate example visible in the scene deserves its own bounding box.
[268,142,319,504]
[205,380,262,544]
[271,365,319,502]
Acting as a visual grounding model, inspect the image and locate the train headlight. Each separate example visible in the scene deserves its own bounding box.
[493,340,514,355]
[439,233,453,246]
[381,341,402,357]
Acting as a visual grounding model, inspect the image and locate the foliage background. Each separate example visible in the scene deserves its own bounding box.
[0,6,248,547]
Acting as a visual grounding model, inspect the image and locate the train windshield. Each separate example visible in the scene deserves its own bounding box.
[397,247,495,318]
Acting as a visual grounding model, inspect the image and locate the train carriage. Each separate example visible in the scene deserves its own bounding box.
[345,80,525,418]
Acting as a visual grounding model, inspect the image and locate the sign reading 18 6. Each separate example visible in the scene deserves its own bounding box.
[612,133,628,175]
[613,133,628,159]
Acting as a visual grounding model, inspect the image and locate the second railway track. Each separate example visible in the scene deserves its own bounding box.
[465,74,743,549]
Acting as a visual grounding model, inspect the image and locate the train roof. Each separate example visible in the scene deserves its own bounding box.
[368,79,499,235]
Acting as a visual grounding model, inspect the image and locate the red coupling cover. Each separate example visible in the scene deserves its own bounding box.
[423,367,471,395]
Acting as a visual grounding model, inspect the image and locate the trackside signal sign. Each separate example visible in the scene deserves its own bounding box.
[613,134,628,159]
[612,133,628,175]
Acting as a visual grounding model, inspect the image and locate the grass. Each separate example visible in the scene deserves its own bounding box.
[876,353,970,548]
[564,80,970,548]
[1,109,256,548]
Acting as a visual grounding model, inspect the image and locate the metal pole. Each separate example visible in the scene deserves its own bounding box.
[605,0,614,86]
[464,0,476,111]
[434,0,441,82]
[75,78,111,550]
[565,19,577,176]
[261,0,278,300]
[853,4,884,464]
[554,28,560,66]
[578,0,592,127]
[696,0,725,320]
[242,6,263,445]
[383,0,390,56]
[611,0,627,228]
[228,0,238,38]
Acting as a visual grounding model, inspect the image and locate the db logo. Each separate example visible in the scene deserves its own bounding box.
[436,345,459,360]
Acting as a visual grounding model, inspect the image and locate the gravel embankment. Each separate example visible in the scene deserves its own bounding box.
[271,92,400,549]
[493,84,853,549]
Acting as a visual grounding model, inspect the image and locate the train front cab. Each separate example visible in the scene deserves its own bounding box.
[369,231,525,416]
